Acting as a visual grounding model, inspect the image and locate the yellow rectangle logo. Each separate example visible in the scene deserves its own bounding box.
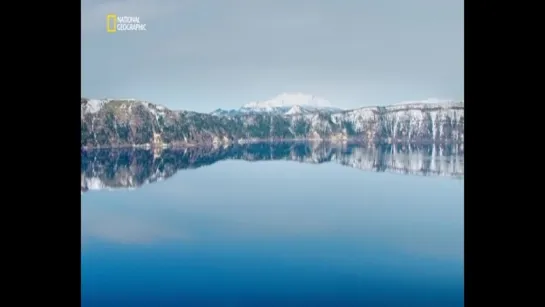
[106,14,117,33]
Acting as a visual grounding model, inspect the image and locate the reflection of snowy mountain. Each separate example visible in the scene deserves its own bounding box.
[81,142,463,192]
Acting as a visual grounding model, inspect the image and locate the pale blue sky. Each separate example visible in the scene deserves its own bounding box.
[82,0,464,112]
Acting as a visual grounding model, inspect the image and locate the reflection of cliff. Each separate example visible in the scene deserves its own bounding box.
[81,142,464,192]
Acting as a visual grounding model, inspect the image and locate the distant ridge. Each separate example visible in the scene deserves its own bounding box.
[212,93,343,116]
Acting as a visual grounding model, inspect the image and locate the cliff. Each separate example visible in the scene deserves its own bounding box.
[81,98,463,148]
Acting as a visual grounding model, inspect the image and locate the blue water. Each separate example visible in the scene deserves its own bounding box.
[81,151,464,306]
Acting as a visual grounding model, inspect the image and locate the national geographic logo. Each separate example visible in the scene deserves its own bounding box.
[106,14,147,33]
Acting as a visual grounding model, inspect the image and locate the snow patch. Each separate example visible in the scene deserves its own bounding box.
[285,105,306,115]
[85,99,106,113]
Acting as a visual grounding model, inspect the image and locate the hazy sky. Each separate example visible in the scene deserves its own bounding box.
[82,0,464,112]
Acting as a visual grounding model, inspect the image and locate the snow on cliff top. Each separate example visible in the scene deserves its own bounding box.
[394,98,462,106]
[85,99,106,113]
[243,93,334,109]
[82,98,167,114]
[388,98,463,110]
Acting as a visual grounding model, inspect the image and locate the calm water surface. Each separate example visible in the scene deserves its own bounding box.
[81,143,464,307]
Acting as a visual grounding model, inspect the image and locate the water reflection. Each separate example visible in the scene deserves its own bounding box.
[81,142,463,192]
[82,142,464,306]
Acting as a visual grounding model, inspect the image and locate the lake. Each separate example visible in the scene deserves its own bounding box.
[81,142,464,307]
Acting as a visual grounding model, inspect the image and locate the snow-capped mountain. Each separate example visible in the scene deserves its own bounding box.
[211,93,343,116]
[243,92,336,110]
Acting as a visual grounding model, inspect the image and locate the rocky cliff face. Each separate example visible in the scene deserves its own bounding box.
[81,142,463,192]
[81,99,463,148]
